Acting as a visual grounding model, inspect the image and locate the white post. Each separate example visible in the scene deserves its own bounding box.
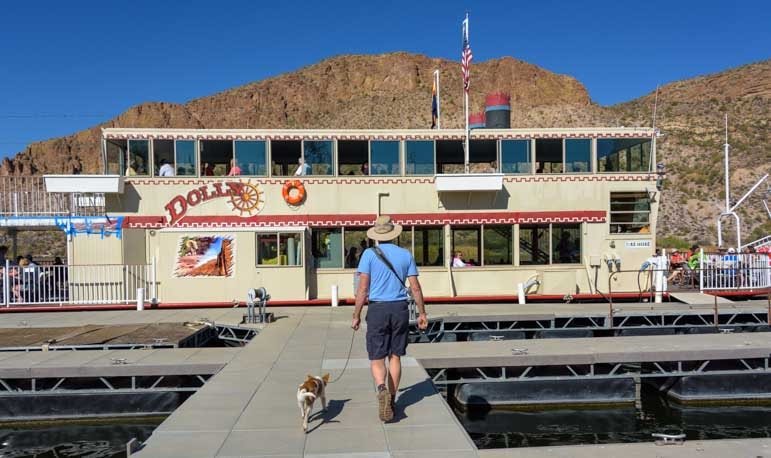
[150,256,157,303]
[699,249,704,292]
[331,285,339,307]
[136,288,144,311]
[3,259,9,307]
[517,282,526,305]
[654,254,664,304]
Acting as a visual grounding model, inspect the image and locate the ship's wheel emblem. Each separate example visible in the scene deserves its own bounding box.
[228,180,265,216]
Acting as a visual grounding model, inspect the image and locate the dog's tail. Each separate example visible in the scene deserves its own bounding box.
[298,391,317,401]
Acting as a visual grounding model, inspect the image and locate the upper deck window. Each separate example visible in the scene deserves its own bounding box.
[127,140,150,176]
[597,138,652,172]
[565,139,591,173]
[535,139,562,173]
[338,140,368,176]
[105,139,126,175]
[405,141,435,175]
[370,141,400,175]
[200,140,233,176]
[235,141,267,176]
[271,140,302,176]
[176,141,197,176]
[470,140,497,173]
[153,140,174,177]
[304,140,333,176]
[501,140,531,173]
[436,140,464,174]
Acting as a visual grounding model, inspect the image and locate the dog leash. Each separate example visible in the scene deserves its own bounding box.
[328,327,357,384]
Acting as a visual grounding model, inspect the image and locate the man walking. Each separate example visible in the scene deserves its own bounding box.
[351,215,428,422]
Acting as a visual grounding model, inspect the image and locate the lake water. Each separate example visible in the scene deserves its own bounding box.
[456,386,771,449]
[0,417,163,458]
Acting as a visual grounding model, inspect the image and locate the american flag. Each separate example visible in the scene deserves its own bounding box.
[461,14,472,93]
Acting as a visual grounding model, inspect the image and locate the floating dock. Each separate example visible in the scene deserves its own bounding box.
[1,303,770,457]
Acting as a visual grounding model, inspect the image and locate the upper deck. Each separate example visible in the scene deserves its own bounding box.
[101,126,657,180]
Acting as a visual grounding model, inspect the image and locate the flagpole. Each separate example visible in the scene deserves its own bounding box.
[463,12,470,173]
[438,71,442,129]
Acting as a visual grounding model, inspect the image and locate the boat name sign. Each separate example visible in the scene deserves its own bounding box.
[164,180,264,224]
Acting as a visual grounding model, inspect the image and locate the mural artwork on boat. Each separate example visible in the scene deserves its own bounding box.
[173,235,235,277]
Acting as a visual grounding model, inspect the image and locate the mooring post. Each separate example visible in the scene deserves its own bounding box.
[714,293,719,328]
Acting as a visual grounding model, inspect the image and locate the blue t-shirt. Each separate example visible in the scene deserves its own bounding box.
[357,243,418,302]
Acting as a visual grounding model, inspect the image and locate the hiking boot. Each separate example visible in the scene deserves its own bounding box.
[377,384,393,422]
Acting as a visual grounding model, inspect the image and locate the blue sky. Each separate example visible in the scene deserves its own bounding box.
[0,0,769,159]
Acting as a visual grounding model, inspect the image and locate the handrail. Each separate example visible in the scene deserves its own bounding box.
[0,176,105,217]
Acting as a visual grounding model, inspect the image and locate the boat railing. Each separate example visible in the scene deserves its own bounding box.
[699,252,771,291]
[742,235,771,251]
[0,176,105,217]
[1,260,157,307]
[606,253,770,296]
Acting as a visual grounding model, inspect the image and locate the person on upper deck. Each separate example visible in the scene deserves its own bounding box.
[294,158,311,176]
[158,159,174,177]
[227,158,242,176]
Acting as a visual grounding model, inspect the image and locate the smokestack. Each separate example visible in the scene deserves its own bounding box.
[485,93,511,128]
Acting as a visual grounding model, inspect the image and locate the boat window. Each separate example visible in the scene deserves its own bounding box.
[256,232,303,266]
[610,192,651,234]
[175,140,197,176]
[597,138,652,172]
[483,225,513,265]
[500,140,531,174]
[271,140,302,176]
[235,141,267,176]
[394,226,414,254]
[127,140,150,176]
[153,139,174,177]
[552,224,581,264]
[370,141,400,175]
[519,224,550,265]
[452,227,480,266]
[535,139,563,174]
[338,141,369,176]
[343,228,370,268]
[436,140,464,174]
[405,141,435,175]
[105,139,126,175]
[565,139,591,173]
[312,228,343,268]
[304,140,334,176]
[413,226,443,266]
[470,140,497,173]
[199,140,232,176]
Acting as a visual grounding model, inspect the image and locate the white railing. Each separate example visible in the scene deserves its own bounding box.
[699,252,771,291]
[0,176,105,217]
[1,261,157,307]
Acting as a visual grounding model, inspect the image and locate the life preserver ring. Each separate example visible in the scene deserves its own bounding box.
[282,180,306,205]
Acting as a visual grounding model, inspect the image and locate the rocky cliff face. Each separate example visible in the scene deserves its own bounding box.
[1,52,769,244]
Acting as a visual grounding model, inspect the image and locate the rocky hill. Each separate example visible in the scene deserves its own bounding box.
[1,52,769,245]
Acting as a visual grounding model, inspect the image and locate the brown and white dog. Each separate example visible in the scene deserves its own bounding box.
[297,373,329,432]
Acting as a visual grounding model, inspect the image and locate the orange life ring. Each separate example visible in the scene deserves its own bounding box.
[282,180,306,205]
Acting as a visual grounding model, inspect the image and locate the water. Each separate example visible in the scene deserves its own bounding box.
[456,386,771,449]
[0,417,163,458]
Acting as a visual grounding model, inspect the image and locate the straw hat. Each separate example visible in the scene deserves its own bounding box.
[367,215,403,241]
